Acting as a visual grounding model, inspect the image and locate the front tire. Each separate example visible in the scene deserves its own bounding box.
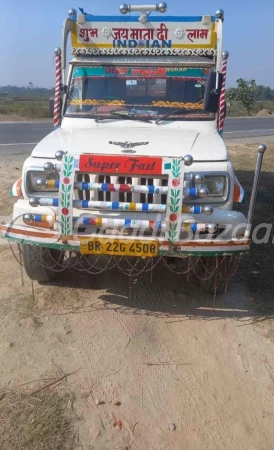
[195,256,239,295]
[22,244,64,282]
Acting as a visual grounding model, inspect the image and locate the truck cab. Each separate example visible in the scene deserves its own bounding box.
[2,4,256,293]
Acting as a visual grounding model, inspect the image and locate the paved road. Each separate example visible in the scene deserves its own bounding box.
[0,117,273,156]
[224,117,274,139]
[0,122,52,156]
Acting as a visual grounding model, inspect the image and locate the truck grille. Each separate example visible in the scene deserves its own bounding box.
[74,173,168,206]
[97,175,111,202]
[117,177,132,203]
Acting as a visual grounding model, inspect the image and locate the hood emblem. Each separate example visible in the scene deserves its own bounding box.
[109,141,149,149]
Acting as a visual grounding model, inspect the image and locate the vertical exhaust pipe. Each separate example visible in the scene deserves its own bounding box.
[245,144,267,238]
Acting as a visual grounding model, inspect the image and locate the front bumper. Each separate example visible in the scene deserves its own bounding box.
[2,153,250,257]
[0,199,250,257]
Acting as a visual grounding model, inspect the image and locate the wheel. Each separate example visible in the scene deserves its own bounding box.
[195,256,239,295]
[22,244,64,282]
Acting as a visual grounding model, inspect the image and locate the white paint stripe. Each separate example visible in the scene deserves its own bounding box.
[0,142,38,146]
[224,128,274,134]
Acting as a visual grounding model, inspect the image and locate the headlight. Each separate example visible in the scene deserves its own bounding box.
[25,169,59,196]
[187,174,228,203]
[202,175,226,197]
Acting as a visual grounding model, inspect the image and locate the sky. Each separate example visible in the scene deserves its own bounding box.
[1,0,273,89]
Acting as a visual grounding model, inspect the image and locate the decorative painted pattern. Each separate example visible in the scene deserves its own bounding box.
[218,53,229,135]
[10,178,22,197]
[71,14,214,22]
[68,100,203,109]
[24,214,55,224]
[72,47,217,57]
[79,154,162,175]
[59,154,75,236]
[51,181,166,193]
[54,48,62,128]
[70,17,217,55]
[152,101,203,109]
[38,198,166,212]
[45,180,200,197]
[2,223,250,257]
[23,214,214,234]
[72,67,208,79]
[182,206,209,214]
[78,217,212,232]
[74,200,166,212]
[163,158,184,242]
[68,99,126,106]
[74,182,165,194]
[31,198,211,215]
[78,217,163,229]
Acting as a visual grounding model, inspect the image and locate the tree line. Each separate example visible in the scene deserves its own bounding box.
[226,80,274,115]
[1,80,273,116]
[0,85,54,95]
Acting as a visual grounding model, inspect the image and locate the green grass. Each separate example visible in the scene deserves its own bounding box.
[1,94,273,120]
[227,100,274,117]
[0,94,52,119]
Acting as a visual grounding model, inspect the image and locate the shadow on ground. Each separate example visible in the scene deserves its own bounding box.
[35,163,274,323]
[38,259,273,325]
[234,168,274,312]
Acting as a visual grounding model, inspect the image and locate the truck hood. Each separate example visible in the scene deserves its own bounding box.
[31,126,228,161]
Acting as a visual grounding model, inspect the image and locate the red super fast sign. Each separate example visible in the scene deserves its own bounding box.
[79,155,163,175]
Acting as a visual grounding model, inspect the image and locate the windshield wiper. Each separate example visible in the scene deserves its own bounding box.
[156,107,198,124]
[96,111,152,123]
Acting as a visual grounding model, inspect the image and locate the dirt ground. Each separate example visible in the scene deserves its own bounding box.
[1,143,274,450]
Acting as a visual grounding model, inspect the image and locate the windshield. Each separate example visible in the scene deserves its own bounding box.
[65,65,214,121]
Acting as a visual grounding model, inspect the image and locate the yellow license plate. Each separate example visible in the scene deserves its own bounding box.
[80,238,158,257]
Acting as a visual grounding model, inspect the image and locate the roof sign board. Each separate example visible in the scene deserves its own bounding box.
[71,15,217,56]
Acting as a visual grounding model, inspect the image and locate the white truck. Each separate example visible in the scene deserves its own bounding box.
[2,4,266,293]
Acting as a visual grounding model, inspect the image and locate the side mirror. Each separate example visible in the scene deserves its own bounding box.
[61,84,68,94]
[203,71,224,113]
